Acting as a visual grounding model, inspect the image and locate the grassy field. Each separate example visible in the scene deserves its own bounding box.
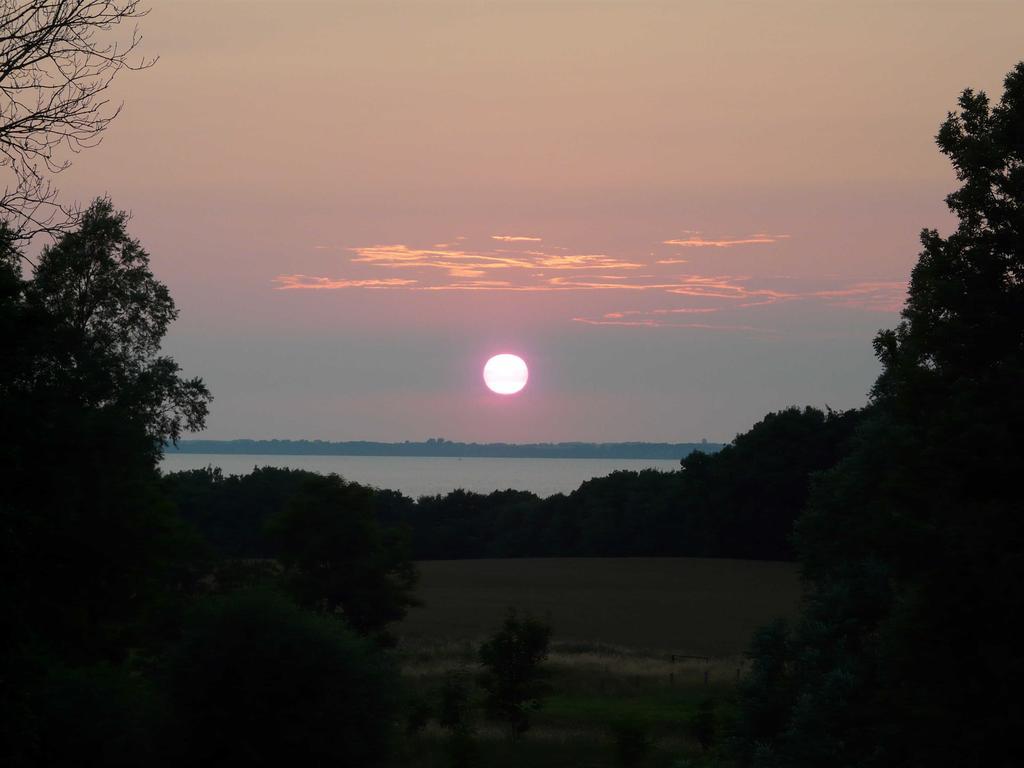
[396,558,801,767]
[399,557,801,656]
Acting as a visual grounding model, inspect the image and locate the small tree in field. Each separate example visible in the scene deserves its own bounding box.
[437,673,479,768]
[689,698,717,752]
[477,609,552,738]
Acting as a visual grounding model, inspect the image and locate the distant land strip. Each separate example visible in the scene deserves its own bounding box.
[168,439,723,460]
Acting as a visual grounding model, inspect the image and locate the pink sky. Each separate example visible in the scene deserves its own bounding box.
[52,1,1024,442]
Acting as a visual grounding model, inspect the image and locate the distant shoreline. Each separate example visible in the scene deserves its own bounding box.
[169,439,722,461]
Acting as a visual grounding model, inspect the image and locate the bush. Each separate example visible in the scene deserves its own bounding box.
[690,698,718,751]
[478,609,552,738]
[438,672,475,732]
[33,662,167,768]
[437,673,479,768]
[166,590,398,768]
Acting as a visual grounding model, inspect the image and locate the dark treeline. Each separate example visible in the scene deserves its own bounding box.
[163,405,862,563]
[169,438,722,460]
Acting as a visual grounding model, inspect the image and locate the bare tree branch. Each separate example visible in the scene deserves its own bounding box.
[1,1,153,241]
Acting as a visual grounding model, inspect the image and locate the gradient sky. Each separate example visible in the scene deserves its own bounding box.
[53,0,1024,442]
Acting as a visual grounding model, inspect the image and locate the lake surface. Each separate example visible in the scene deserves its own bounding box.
[160,453,681,498]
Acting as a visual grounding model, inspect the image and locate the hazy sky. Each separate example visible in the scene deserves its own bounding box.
[54,0,1024,442]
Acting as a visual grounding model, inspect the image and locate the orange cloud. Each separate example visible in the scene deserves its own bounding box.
[664,233,790,248]
[571,278,902,332]
[274,275,418,290]
[810,281,906,312]
[275,235,902,333]
[604,308,721,319]
[572,317,775,333]
[664,275,793,304]
[528,252,643,270]
[350,243,640,276]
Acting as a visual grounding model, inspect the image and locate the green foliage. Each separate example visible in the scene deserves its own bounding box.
[438,672,475,732]
[734,62,1024,768]
[166,590,398,768]
[267,472,418,639]
[437,673,480,768]
[478,610,553,737]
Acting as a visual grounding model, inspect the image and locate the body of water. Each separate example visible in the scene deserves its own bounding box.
[160,453,681,498]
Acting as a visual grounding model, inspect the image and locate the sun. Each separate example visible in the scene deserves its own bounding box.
[483,354,529,395]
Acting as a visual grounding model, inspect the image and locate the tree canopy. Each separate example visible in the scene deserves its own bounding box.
[268,473,419,640]
[1,199,211,762]
[734,61,1024,768]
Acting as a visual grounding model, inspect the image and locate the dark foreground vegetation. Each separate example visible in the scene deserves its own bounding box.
[1,11,1022,763]
[726,66,1024,768]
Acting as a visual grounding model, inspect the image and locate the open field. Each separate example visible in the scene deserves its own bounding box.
[399,557,801,656]
[399,641,743,767]
[397,558,802,766]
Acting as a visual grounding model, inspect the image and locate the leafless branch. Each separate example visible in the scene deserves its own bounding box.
[1,1,153,241]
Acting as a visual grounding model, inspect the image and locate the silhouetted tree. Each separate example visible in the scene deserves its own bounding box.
[1,199,210,659]
[678,406,862,560]
[163,466,316,558]
[0,200,209,763]
[478,610,552,738]
[731,621,795,765]
[735,62,1024,768]
[437,673,479,768]
[267,473,418,640]
[1,2,154,238]
[690,698,718,752]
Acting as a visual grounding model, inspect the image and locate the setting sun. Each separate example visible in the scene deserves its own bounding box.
[483,354,529,395]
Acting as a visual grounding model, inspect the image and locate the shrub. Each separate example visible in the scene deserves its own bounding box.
[690,698,718,751]
[478,609,552,738]
[34,662,167,768]
[166,590,398,768]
